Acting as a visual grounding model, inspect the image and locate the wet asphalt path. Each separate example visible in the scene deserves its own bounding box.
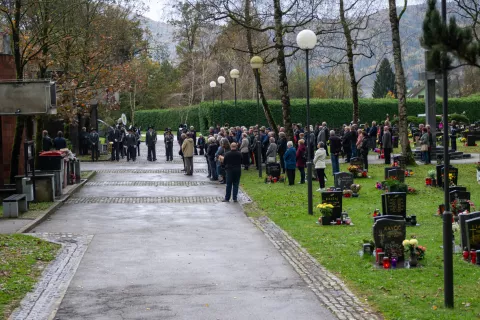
[33,137,335,320]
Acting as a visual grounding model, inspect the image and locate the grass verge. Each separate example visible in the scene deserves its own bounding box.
[0,234,60,318]
[241,162,480,320]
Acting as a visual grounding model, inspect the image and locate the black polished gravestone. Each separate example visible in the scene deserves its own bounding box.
[334,172,354,190]
[387,168,405,183]
[438,165,458,187]
[466,217,480,251]
[381,192,407,218]
[449,186,467,193]
[393,156,407,170]
[384,166,402,180]
[321,191,343,220]
[374,215,405,222]
[350,157,364,171]
[449,190,470,201]
[373,219,407,260]
[459,212,480,250]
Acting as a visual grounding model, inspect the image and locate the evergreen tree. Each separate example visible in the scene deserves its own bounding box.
[372,58,396,98]
[421,0,480,71]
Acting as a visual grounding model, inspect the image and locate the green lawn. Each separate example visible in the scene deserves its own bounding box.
[241,162,480,320]
[0,234,60,318]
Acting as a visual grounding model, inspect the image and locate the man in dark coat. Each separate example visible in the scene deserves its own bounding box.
[146,126,157,161]
[382,126,392,164]
[342,127,353,163]
[190,126,198,155]
[222,142,243,202]
[109,125,120,161]
[42,130,53,152]
[164,129,174,161]
[80,127,90,155]
[89,128,100,161]
[369,121,378,150]
[329,130,342,175]
[125,127,137,162]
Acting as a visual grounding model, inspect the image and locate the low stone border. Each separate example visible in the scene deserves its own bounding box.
[66,195,225,204]
[8,233,93,320]
[251,216,382,320]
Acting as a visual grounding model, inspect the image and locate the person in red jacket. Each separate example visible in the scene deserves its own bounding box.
[296,139,306,184]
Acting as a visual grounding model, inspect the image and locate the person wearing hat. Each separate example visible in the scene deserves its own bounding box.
[164,129,174,161]
[89,127,100,162]
[146,125,157,161]
[125,126,137,162]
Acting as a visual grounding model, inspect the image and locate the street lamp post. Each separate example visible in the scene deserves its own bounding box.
[230,69,240,108]
[296,29,317,216]
[250,56,264,178]
[209,81,216,110]
[218,76,225,126]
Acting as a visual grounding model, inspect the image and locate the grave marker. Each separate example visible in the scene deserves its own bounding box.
[334,172,354,190]
[439,166,458,187]
[384,166,402,180]
[322,191,343,220]
[449,190,470,201]
[350,157,364,171]
[373,219,407,260]
[387,168,405,183]
[459,212,480,250]
[466,217,480,251]
[381,192,407,218]
[373,215,405,222]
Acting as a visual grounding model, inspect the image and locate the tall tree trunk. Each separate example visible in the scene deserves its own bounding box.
[244,0,278,135]
[273,0,293,140]
[340,0,359,123]
[388,0,414,163]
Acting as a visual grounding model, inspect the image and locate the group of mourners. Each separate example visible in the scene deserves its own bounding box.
[42,128,100,161]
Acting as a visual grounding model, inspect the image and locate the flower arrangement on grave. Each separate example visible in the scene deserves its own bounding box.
[403,238,426,265]
[350,184,361,196]
[383,177,408,193]
[375,182,383,190]
[425,169,436,186]
[460,137,467,143]
[317,203,334,219]
[450,199,476,215]
[343,189,353,198]
[265,175,285,184]
[405,170,415,177]
[407,186,418,194]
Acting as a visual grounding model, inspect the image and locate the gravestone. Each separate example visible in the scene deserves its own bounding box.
[393,156,407,170]
[449,190,470,202]
[439,166,458,187]
[384,166,402,180]
[334,172,354,190]
[373,218,407,260]
[387,168,405,183]
[467,135,476,147]
[381,192,407,218]
[466,217,480,251]
[449,186,467,193]
[459,212,480,249]
[374,215,405,222]
[350,157,364,171]
[322,191,343,220]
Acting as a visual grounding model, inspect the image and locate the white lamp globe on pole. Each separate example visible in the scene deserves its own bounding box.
[217,76,226,125]
[210,81,216,108]
[296,29,317,50]
[230,69,240,109]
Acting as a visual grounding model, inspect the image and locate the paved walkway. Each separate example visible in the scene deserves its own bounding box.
[31,138,338,320]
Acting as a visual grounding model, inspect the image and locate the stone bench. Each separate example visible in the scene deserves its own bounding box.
[3,194,27,218]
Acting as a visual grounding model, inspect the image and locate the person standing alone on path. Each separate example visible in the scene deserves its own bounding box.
[382,126,392,165]
[222,142,243,202]
[146,126,157,161]
[182,133,194,175]
[89,128,100,161]
[164,129,174,161]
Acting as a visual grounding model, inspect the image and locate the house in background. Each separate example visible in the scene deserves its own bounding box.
[408,79,461,99]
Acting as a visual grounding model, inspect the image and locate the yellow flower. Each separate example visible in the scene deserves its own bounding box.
[409,239,418,246]
[402,240,410,246]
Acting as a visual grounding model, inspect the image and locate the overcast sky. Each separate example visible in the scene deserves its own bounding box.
[144,0,167,21]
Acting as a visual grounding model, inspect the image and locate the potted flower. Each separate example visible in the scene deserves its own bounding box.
[402,238,426,267]
[384,177,408,193]
[317,203,334,225]
[426,170,435,186]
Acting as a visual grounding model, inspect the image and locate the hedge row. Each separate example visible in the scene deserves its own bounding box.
[135,97,480,132]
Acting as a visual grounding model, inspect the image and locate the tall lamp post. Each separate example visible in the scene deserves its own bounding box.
[230,69,240,108]
[296,29,317,216]
[218,76,225,126]
[441,0,453,308]
[209,81,216,110]
[250,56,264,178]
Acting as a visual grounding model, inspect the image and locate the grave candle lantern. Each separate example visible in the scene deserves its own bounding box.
[410,215,417,226]
[378,252,385,265]
[471,250,477,264]
[336,218,341,225]
[463,250,470,261]
[391,257,397,268]
[383,257,390,269]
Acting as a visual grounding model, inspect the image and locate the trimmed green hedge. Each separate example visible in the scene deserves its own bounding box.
[135,97,480,132]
